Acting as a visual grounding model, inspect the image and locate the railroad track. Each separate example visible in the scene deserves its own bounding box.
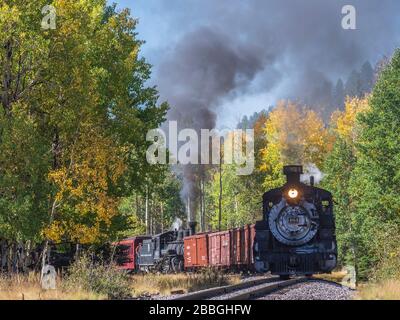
[172,276,307,300]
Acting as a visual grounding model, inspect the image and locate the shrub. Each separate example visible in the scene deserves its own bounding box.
[63,255,132,299]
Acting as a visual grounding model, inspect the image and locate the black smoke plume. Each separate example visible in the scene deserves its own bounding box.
[154,0,400,219]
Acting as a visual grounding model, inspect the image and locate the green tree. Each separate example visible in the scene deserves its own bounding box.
[360,61,374,94]
[205,114,268,231]
[332,79,345,109]
[345,70,362,98]
[0,1,55,269]
[322,137,356,267]
[349,50,400,280]
[0,0,168,269]
[322,97,369,272]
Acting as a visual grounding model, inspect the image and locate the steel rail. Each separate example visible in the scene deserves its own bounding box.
[172,276,306,300]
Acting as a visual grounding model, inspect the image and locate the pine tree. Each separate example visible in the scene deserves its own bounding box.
[345,70,362,98]
[332,79,345,110]
[359,61,374,94]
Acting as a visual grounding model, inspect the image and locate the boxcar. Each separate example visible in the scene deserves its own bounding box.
[184,225,256,270]
[184,233,209,269]
[231,224,255,269]
[208,230,231,267]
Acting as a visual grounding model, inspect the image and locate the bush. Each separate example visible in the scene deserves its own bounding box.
[370,222,400,281]
[197,267,228,287]
[63,255,132,299]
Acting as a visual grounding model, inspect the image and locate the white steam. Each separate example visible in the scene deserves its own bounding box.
[171,217,183,231]
[301,163,325,185]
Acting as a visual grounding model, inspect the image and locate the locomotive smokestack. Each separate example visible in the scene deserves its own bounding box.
[283,165,303,184]
[188,221,197,236]
[310,175,315,187]
[186,196,197,235]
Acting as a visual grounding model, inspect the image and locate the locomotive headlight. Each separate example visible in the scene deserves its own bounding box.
[288,189,298,199]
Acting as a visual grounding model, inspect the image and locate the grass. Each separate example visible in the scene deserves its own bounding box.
[356,279,400,300]
[0,268,240,300]
[0,273,105,300]
[130,270,241,297]
[314,270,350,284]
[6,270,400,300]
[315,269,400,300]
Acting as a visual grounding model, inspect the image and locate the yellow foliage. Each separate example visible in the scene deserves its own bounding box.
[47,125,127,244]
[331,97,370,144]
[260,101,330,187]
[43,221,64,243]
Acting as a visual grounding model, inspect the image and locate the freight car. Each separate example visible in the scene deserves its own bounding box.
[184,225,255,271]
[115,165,337,278]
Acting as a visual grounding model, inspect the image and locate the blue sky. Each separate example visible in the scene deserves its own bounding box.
[110,1,400,129]
[112,1,203,65]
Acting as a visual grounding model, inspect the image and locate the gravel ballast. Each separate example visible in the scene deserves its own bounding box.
[256,280,355,300]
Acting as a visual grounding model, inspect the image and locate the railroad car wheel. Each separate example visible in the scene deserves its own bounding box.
[178,260,184,272]
[161,259,171,273]
[171,257,184,273]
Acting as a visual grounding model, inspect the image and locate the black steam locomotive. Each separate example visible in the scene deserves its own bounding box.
[254,165,337,278]
[117,165,337,278]
[136,222,196,273]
